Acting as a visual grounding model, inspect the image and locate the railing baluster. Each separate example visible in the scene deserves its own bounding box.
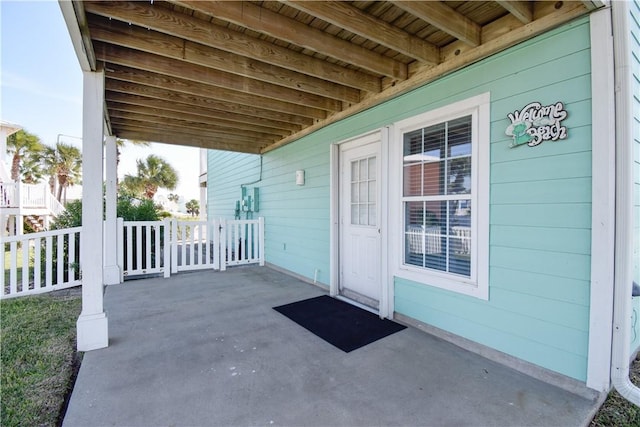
[204,223,210,266]
[9,242,17,295]
[214,219,221,271]
[179,224,185,268]
[57,234,64,286]
[117,218,124,282]
[163,219,171,278]
[248,222,254,261]
[220,219,227,271]
[187,224,193,266]
[45,236,53,287]
[22,239,30,291]
[126,225,133,274]
[34,238,41,289]
[146,224,152,270]
[1,242,5,295]
[68,231,76,282]
[136,225,142,272]
[154,224,161,269]
[259,217,265,266]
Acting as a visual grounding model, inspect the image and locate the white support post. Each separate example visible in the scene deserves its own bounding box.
[103,135,120,285]
[163,218,171,278]
[77,69,108,352]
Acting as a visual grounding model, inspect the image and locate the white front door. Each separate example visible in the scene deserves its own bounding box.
[339,133,381,309]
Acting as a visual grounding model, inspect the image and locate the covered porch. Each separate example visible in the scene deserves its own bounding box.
[63,266,600,426]
[59,0,602,352]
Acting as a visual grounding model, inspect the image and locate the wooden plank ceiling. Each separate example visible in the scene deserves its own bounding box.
[72,1,595,154]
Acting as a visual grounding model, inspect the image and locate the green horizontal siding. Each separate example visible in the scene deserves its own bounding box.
[490,225,591,254]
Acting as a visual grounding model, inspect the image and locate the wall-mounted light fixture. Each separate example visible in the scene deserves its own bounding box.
[296,170,305,186]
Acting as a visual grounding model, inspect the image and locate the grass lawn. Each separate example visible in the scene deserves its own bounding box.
[590,355,640,426]
[0,290,82,427]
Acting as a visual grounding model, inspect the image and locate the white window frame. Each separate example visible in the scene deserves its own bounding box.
[390,93,490,300]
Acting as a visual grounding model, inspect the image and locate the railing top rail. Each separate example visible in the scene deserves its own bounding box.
[175,220,209,226]
[1,226,82,243]
[222,219,262,225]
[121,220,166,226]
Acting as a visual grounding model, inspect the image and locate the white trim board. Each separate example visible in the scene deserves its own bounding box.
[587,6,616,393]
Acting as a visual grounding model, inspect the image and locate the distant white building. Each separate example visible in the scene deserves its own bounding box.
[1,121,65,236]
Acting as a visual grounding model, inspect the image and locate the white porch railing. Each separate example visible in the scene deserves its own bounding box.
[1,227,82,299]
[171,220,218,273]
[1,218,265,298]
[122,218,264,279]
[0,181,65,216]
[118,219,170,279]
[220,219,265,270]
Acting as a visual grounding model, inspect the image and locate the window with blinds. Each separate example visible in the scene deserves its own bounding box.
[402,115,472,277]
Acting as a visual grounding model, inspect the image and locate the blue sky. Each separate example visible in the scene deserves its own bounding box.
[1,1,200,201]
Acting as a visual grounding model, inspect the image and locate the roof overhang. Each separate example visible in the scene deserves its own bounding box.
[59,0,597,154]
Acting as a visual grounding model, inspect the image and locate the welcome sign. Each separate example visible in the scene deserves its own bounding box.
[505,101,568,148]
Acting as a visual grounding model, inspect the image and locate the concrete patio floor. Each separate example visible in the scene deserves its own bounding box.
[63,266,601,427]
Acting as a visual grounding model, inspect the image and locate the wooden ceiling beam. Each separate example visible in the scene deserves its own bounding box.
[114,130,263,154]
[285,1,439,65]
[496,1,533,24]
[170,0,408,80]
[83,1,380,93]
[105,92,301,133]
[94,41,340,113]
[105,80,313,129]
[110,119,276,145]
[109,113,280,144]
[108,102,291,137]
[103,65,318,122]
[262,1,588,153]
[393,1,481,47]
[88,16,360,103]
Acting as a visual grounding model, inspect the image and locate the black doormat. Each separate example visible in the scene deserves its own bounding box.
[273,295,406,353]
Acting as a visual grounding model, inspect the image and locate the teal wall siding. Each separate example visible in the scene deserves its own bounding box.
[207,150,261,219]
[629,0,640,352]
[208,18,594,381]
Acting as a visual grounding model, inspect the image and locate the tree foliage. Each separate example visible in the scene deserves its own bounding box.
[19,151,46,184]
[122,154,178,200]
[6,130,44,181]
[43,143,82,203]
[185,199,200,217]
[50,196,162,230]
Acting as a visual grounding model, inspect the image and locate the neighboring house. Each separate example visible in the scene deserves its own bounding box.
[0,121,64,236]
[61,0,639,403]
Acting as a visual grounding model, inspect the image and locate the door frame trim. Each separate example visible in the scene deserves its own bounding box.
[330,127,391,318]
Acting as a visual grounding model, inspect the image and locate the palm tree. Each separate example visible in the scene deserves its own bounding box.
[43,142,82,203]
[115,138,149,184]
[185,199,200,217]
[19,151,46,184]
[6,129,44,181]
[124,154,178,200]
